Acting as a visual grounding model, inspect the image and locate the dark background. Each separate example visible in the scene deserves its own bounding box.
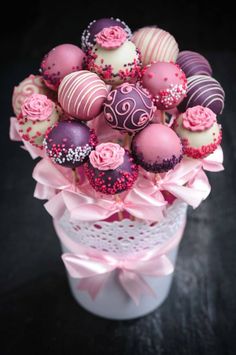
[1,2,236,355]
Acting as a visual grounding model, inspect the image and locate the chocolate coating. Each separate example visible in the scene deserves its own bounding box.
[44,120,97,168]
[81,18,131,51]
[178,75,225,114]
[177,51,212,77]
[84,151,138,195]
[104,83,155,133]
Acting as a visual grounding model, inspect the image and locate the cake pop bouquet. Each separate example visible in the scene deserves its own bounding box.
[10,17,224,319]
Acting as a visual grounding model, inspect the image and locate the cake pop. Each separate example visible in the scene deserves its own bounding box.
[131,123,183,172]
[17,94,60,148]
[40,44,85,91]
[132,27,179,67]
[58,70,108,120]
[104,83,155,133]
[177,51,212,77]
[174,106,222,158]
[86,27,142,85]
[44,120,97,168]
[12,75,54,117]
[178,75,225,114]
[142,62,187,110]
[84,143,138,194]
[81,17,131,51]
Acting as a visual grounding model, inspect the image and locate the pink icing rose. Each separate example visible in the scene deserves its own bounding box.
[182,106,216,131]
[89,143,125,170]
[21,94,54,121]
[95,26,127,49]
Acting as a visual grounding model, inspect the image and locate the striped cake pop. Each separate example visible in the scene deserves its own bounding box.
[132,27,179,67]
[178,75,225,115]
[58,70,108,120]
[177,51,212,77]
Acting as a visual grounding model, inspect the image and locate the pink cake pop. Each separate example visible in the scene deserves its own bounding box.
[131,123,183,172]
[40,44,85,91]
[142,62,187,110]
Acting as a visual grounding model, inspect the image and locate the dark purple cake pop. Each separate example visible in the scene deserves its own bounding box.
[177,50,212,77]
[44,120,97,168]
[104,83,155,133]
[81,18,131,51]
[178,75,225,114]
[84,143,138,195]
[131,124,183,173]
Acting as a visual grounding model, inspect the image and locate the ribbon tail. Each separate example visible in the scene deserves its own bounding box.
[44,192,66,219]
[34,182,56,200]
[78,274,110,300]
[118,269,156,305]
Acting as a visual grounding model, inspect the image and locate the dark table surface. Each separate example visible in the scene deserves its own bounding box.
[0,52,236,355]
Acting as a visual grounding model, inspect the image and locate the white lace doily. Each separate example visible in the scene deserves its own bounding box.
[57,201,187,256]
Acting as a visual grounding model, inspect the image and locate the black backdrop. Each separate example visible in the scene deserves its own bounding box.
[1,2,236,355]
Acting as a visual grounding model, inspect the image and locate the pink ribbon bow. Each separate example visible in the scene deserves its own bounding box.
[56,220,185,304]
[9,116,44,160]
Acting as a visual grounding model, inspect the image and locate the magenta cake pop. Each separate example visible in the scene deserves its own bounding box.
[178,75,225,114]
[103,83,155,133]
[12,74,55,117]
[40,44,85,91]
[142,62,187,110]
[86,27,142,85]
[17,94,60,148]
[58,70,108,120]
[174,106,222,159]
[44,120,97,168]
[177,51,212,77]
[81,17,132,51]
[131,123,183,172]
[84,143,138,195]
[132,27,179,67]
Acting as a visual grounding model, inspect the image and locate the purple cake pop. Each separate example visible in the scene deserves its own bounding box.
[103,83,155,133]
[178,75,225,114]
[81,17,131,51]
[44,120,97,168]
[131,124,183,173]
[177,51,212,77]
[84,143,138,195]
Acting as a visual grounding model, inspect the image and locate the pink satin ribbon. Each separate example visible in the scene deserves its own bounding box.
[54,218,186,304]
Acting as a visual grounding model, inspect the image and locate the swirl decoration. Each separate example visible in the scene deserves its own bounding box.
[104,84,155,132]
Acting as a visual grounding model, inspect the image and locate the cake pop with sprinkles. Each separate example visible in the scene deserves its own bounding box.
[142,62,187,110]
[86,26,142,85]
[17,94,60,148]
[177,51,212,78]
[174,106,222,159]
[103,83,156,133]
[81,17,131,51]
[40,44,85,91]
[178,75,225,114]
[131,123,183,173]
[84,143,138,195]
[58,70,108,120]
[132,27,179,67]
[44,120,97,168]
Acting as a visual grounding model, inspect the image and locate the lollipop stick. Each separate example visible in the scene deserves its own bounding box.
[155,173,161,184]
[72,167,79,187]
[123,133,131,149]
[161,111,166,125]
[115,194,124,221]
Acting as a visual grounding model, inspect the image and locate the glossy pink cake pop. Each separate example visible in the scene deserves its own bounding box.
[40,44,85,91]
[142,62,187,110]
[131,123,183,172]
[58,70,108,120]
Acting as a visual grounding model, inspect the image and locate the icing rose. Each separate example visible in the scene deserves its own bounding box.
[89,143,125,170]
[182,106,216,131]
[21,94,54,121]
[95,26,127,49]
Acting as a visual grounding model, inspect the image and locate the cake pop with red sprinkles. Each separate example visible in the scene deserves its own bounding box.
[142,62,187,110]
[44,120,97,168]
[84,143,138,195]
